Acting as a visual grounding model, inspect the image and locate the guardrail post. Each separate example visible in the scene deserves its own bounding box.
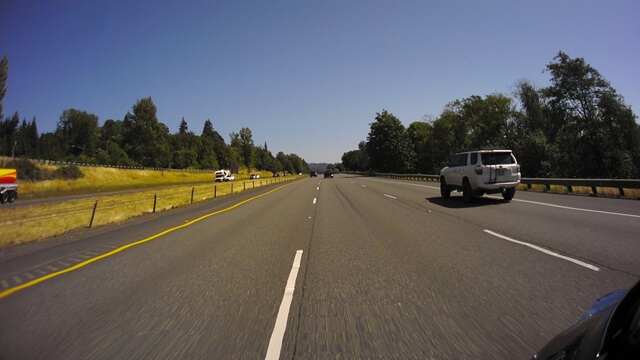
[545,184,551,191]
[191,187,194,204]
[591,186,598,196]
[618,187,625,197]
[89,200,98,228]
[214,185,217,198]
[567,185,573,193]
[231,183,234,194]
[153,194,157,213]
[244,182,246,192]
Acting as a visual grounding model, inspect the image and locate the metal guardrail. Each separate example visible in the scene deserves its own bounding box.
[343,171,640,198]
[520,178,640,197]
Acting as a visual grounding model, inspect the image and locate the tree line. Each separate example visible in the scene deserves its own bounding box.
[342,52,640,179]
[0,57,309,175]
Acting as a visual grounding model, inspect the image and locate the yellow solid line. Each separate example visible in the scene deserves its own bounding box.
[0,182,293,300]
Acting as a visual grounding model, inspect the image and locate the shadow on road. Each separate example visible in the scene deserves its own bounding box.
[426,195,506,209]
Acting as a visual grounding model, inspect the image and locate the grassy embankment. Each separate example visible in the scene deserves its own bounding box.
[0,162,297,246]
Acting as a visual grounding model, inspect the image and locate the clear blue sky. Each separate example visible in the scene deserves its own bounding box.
[2,0,639,163]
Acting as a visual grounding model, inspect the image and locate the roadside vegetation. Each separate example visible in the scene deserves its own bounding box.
[341,51,640,180]
[0,157,223,199]
[0,168,298,246]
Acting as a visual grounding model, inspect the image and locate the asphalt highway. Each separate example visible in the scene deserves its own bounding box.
[1,174,638,359]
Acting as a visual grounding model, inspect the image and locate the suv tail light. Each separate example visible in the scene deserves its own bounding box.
[474,165,483,175]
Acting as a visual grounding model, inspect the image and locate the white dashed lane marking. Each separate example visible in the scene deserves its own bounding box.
[265,250,304,360]
[484,230,599,271]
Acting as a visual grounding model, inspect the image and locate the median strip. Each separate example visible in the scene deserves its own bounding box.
[0,183,293,300]
[483,229,599,271]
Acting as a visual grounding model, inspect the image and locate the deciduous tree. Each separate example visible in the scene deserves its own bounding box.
[366,110,415,173]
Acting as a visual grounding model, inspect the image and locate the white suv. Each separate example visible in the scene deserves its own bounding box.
[440,148,521,202]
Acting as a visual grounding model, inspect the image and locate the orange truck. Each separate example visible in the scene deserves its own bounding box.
[0,168,18,204]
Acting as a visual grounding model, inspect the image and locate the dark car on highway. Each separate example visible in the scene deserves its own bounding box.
[532,280,640,359]
[310,170,317,177]
[324,169,333,178]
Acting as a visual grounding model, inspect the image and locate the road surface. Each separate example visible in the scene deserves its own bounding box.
[1,174,638,359]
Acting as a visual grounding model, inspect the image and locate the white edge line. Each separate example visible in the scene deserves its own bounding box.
[384,194,397,199]
[512,198,640,219]
[313,198,317,204]
[483,230,599,271]
[265,250,303,360]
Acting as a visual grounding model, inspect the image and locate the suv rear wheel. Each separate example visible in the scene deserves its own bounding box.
[462,179,473,203]
[440,178,451,198]
[502,187,515,201]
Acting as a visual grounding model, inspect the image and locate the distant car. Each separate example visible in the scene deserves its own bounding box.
[532,280,640,360]
[324,169,333,178]
[440,148,521,202]
[273,173,280,177]
[310,171,318,177]
[249,174,260,179]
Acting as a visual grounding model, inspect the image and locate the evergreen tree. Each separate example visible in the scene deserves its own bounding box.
[0,56,8,120]
[122,97,171,167]
[179,117,189,134]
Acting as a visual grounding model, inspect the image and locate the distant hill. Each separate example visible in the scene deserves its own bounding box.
[309,163,329,172]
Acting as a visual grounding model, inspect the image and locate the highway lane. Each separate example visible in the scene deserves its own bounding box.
[348,175,640,276]
[0,175,638,359]
[294,175,638,358]
[0,180,317,359]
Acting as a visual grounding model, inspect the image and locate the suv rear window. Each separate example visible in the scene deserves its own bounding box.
[481,152,514,165]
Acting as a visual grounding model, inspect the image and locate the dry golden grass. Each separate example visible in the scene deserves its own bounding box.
[18,167,217,199]
[6,159,279,199]
[1,171,298,246]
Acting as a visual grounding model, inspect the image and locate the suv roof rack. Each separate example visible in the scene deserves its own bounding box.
[463,146,509,152]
